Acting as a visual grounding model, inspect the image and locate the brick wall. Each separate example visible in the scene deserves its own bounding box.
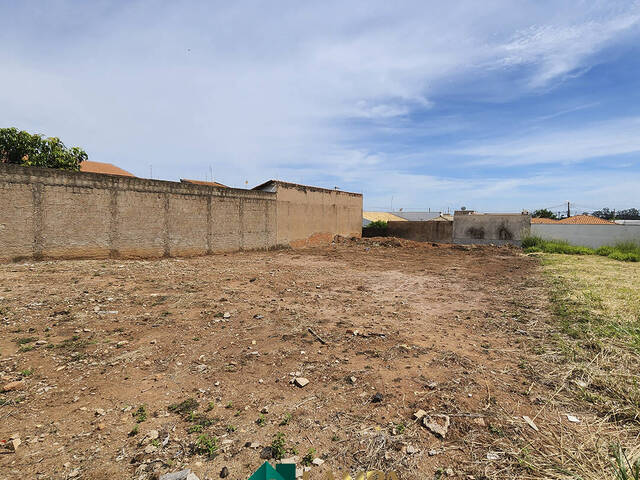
[0,164,277,261]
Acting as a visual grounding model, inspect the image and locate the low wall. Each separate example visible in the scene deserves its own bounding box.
[453,213,531,246]
[0,163,277,261]
[387,221,452,243]
[256,181,362,248]
[531,224,640,248]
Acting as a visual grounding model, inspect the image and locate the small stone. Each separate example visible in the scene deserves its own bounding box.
[159,470,193,480]
[95,408,106,416]
[566,414,581,423]
[426,381,438,390]
[406,445,417,454]
[144,444,158,454]
[214,381,220,386]
[347,376,356,384]
[35,340,47,346]
[223,312,231,319]
[371,392,383,403]
[7,437,21,452]
[93,306,100,312]
[294,377,309,388]
[2,381,25,392]
[486,452,500,460]
[413,409,427,420]
[428,449,441,456]
[220,467,229,478]
[69,468,81,478]
[312,458,324,466]
[97,423,106,430]
[116,340,128,347]
[445,468,454,476]
[260,446,273,459]
[261,406,269,414]
[472,417,486,427]
[423,415,450,438]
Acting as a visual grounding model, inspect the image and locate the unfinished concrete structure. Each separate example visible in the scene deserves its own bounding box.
[386,220,453,243]
[0,164,362,261]
[453,211,531,246]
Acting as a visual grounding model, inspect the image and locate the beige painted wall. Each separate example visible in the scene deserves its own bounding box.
[0,164,277,261]
[272,182,362,247]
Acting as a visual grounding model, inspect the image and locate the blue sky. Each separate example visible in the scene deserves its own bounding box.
[2,1,640,212]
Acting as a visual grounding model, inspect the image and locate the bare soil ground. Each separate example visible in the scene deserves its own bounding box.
[0,238,627,479]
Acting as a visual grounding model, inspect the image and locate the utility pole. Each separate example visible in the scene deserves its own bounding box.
[567,201,571,218]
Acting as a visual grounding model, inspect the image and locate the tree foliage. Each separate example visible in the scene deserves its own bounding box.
[0,127,87,171]
[592,208,640,220]
[532,208,557,219]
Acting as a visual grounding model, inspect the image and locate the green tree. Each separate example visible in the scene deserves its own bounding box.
[532,208,557,219]
[0,127,87,171]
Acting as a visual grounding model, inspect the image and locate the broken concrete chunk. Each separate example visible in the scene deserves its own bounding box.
[413,409,427,420]
[294,377,309,388]
[422,414,450,438]
[312,458,324,466]
[159,470,194,480]
[566,414,580,423]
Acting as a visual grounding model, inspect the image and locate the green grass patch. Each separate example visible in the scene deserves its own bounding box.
[524,236,640,262]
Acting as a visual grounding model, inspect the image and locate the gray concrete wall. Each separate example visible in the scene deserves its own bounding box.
[531,224,640,248]
[387,221,452,243]
[0,163,277,261]
[453,213,531,246]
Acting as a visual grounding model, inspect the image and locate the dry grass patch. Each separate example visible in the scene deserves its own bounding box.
[524,253,640,479]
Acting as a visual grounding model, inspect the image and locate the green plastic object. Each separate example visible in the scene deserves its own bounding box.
[248,462,288,480]
[275,463,296,480]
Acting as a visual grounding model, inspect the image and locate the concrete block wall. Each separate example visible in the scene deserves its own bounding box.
[386,220,453,243]
[0,163,277,261]
[453,213,531,246]
[531,224,640,248]
[256,181,363,248]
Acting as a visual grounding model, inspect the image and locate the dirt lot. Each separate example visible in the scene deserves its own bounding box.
[0,238,616,479]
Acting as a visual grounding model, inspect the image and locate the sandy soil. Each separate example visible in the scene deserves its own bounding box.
[0,238,569,480]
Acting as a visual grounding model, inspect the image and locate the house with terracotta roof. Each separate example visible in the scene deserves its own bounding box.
[362,211,407,227]
[557,215,615,225]
[531,215,615,225]
[180,179,228,188]
[80,161,135,177]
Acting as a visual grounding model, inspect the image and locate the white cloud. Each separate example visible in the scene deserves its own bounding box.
[454,117,640,166]
[0,0,639,208]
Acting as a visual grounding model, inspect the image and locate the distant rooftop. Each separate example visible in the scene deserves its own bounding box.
[80,161,134,177]
[180,179,228,188]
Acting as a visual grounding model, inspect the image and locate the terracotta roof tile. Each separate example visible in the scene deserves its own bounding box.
[531,217,560,224]
[557,215,616,225]
[80,161,135,177]
[180,179,228,188]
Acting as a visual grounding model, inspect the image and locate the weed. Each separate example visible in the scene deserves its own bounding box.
[611,443,640,480]
[133,405,147,423]
[20,368,33,377]
[151,439,160,447]
[194,434,218,459]
[331,434,340,442]
[188,424,203,433]
[19,345,34,352]
[392,422,405,435]
[225,401,233,409]
[205,401,215,412]
[226,425,236,433]
[279,412,292,426]
[523,236,640,262]
[14,337,37,345]
[302,448,317,466]
[256,414,266,426]
[128,425,139,436]
[271,432,287,460]
[168,398,199,416]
